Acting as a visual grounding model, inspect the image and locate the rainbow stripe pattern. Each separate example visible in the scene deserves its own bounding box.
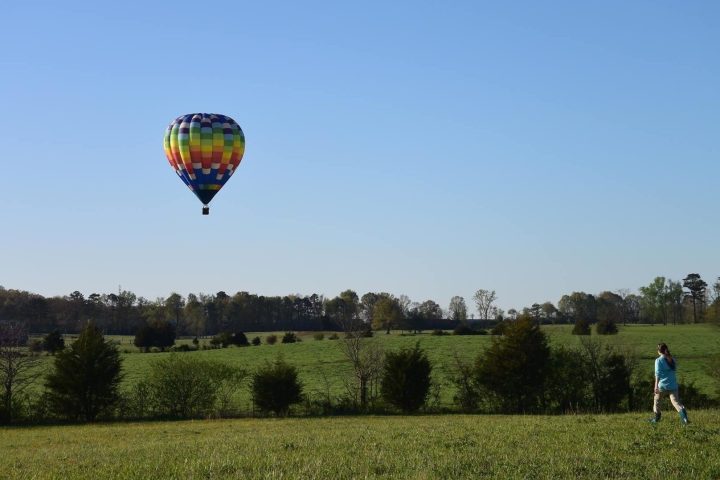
[163,113,245,206]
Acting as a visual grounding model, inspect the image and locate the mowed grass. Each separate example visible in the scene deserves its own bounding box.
[31,324,720,407]
[3,411,720,479]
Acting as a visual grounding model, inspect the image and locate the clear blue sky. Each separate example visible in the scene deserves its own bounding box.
[1,1,718,313]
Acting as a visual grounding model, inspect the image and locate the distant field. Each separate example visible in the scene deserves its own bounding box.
[31,324,720,408]
[2,412,720,479]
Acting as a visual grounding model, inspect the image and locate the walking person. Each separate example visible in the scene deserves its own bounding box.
[650,343,689,425]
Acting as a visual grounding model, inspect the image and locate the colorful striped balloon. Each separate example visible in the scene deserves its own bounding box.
[163,113,245,214]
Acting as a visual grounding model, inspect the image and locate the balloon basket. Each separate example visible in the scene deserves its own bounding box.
[202,206,209,215]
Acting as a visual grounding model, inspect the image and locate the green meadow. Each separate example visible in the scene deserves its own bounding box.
[2,412,720,479]
[31,323,720,407]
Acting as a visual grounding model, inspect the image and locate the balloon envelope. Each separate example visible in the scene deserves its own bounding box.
[163,113,245,209]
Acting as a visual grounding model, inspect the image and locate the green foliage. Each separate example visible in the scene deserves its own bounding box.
[328,333,340,340]
[451,354,480,412]
[133,322,176,351]
[572,318,591,335]
[251,358,303,416]
[490,321,507,335]
[380,342,432,412]
[431,329,447,336]
[578,338,633,412]
[313,332,325,341]
[475,317,550,413]
[452,324,481,335]
[251,336,261,346]
[42,331,65,354]
[546,346,589,413]
[265,334,278,345]
[596,319,618,335]
[139,354,246,418]
[282,332,298,344]
[45,323,123,421]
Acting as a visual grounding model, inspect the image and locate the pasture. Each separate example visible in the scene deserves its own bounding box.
[32,324,720,408]
[2,411,720,479]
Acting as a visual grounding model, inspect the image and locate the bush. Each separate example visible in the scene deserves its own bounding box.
[490,321,507,335]
[475,317,550,413]
[313,332,325,341]
[451,354,480,412]
[266,334,278,345]
[431,329,447,336]
[328,333,340,340]
[42,331,65,354]
[210,332,233,348]
[45,323,123,421]
[251,358,303,416]
[232,332,249,346]
[452,324,476,335]
[572,319,591,335]
[251,336,261,346]
[380,342,432,413]
[546,346,589,413]
[134,322,176,352]
[596,319,618,335]
[139,354,246,419]
[171,344,193,352]
[282,332,298,344]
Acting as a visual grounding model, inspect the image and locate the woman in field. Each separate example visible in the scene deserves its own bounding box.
[650,343,689,425]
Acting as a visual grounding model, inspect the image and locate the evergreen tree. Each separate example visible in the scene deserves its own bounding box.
[475,316,550,412]
[45,323,123,421]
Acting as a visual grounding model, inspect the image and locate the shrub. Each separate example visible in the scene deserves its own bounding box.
[475,317,550,413]
[28,339,44,353]
[546,346,589,413]
[490,321,507,335]
[453,323,478,335]
[451,353,480,412]
[578,337,633,412]
[42,331,65,354]
[251,358,303,416]
[380,342,432,413]
[431,329,447,336]
[232,332,249,346]
[139,355,245,419]
[251,336,261,346]
[211,332,233,348]
[282,332,298,344]
[45,323,123,421]
[328,333,340,340]
[134,322,176,352]
[266,334,278,345]
[572,319,591,335]
[313,332,325,341]
[596,319,618,335]
[171,344,193,352]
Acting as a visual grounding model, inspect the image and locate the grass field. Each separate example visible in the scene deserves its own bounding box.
[2,411,720,479]
[31,324,720,409]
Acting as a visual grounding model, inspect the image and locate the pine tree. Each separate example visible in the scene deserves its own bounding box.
[45,323,123,421]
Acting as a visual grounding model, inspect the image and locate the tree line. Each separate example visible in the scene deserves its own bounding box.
[0,273,718,337]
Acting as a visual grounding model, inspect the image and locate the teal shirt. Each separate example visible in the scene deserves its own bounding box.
[655,355,678,391]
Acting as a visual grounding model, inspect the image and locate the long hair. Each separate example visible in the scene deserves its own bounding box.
[658,343,676,370]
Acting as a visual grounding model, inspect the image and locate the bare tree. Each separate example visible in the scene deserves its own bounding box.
[448,296,468,323]
[473,289,497,321]
[336,316,384,409]
[0,322,41,423]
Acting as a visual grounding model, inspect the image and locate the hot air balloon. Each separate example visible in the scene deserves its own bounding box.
[163,113,245,215]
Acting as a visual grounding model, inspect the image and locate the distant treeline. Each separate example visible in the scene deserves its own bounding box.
[0,272,718,335]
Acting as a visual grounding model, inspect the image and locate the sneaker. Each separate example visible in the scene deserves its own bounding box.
[680,409,689,425]
[648,412,661,424]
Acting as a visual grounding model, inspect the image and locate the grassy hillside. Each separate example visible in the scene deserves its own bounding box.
[31,324,720,408]
[2,412,719,479]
